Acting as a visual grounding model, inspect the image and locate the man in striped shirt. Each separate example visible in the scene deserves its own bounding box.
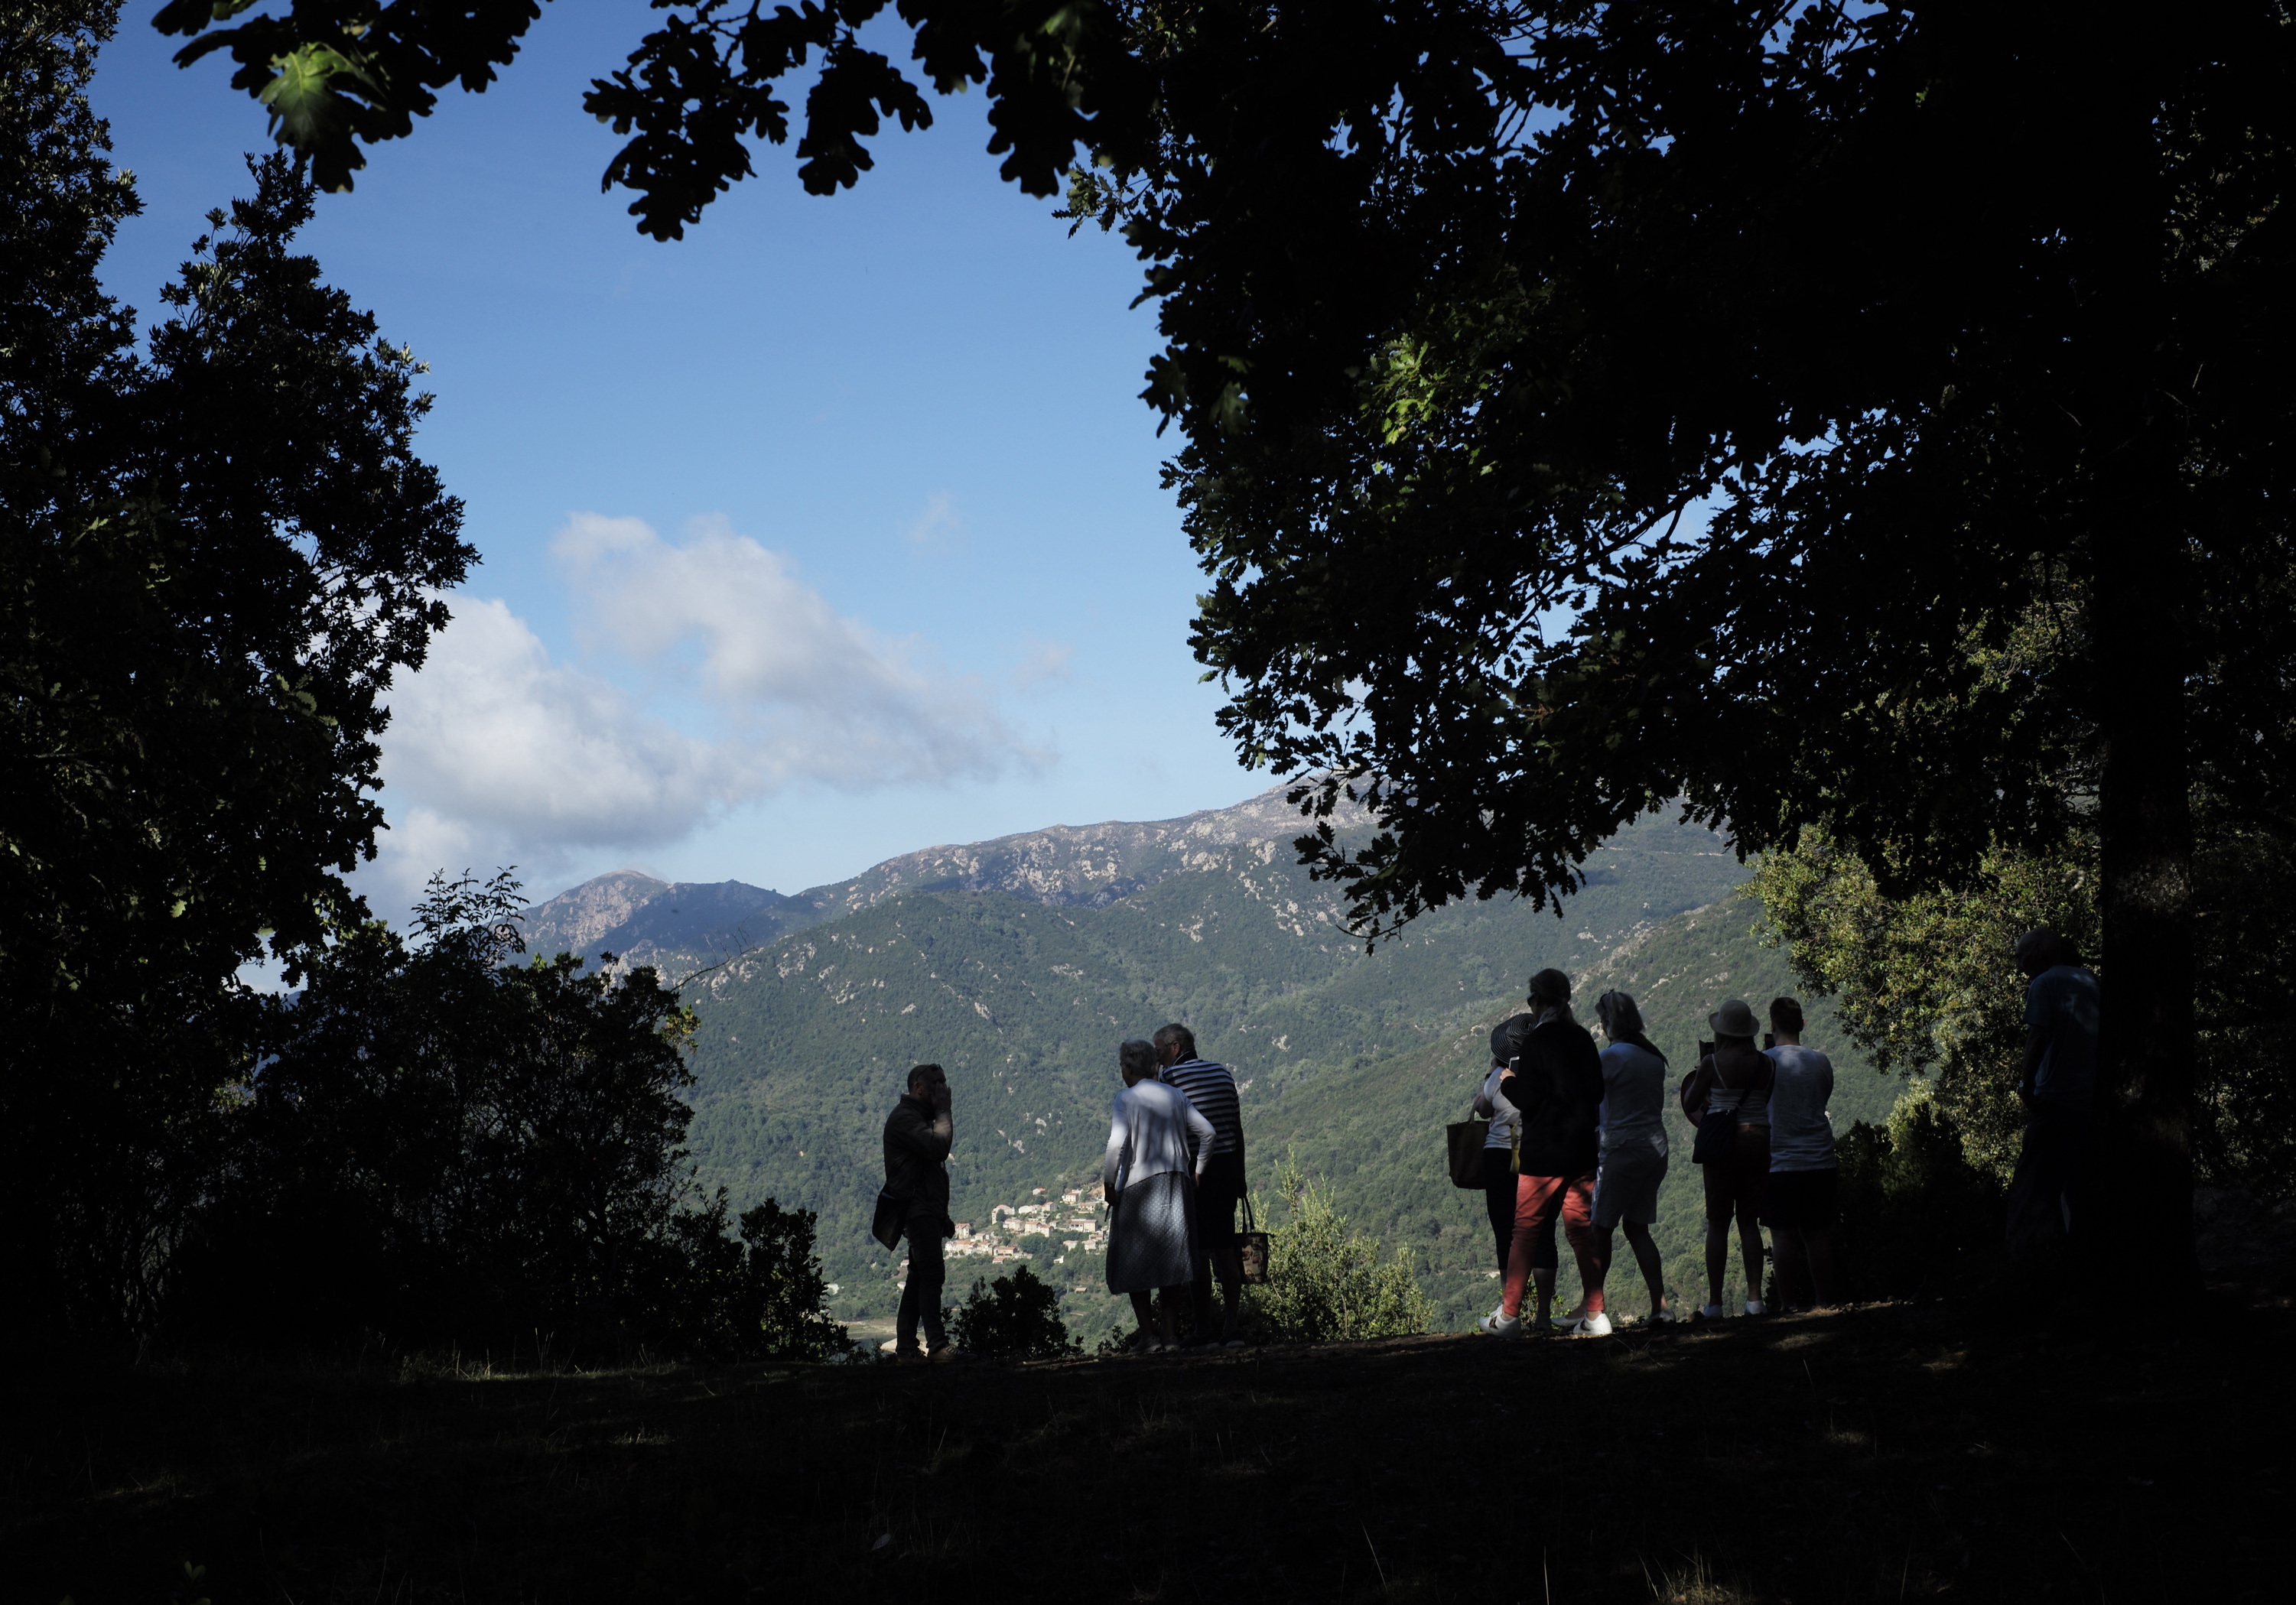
[1154,1023,1249,1348]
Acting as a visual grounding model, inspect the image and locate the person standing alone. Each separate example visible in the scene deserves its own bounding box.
[1155,1023,1250,1347]
[1761,997,1841,1309]
[883,1063,966,1363]
[2006,928,2100,1269]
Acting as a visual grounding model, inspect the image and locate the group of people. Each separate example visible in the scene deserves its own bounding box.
[876,1024,1250,1363]
[1468,924,2101,1336]
[1099,1025,1251,1351]
[1469,967,1844,1337]
[878,924,2100,1361]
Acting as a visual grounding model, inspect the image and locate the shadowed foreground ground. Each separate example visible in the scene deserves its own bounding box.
[9,1269,2292,1604]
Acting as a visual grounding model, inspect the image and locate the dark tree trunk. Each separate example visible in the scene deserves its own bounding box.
[2067,33,2207,1292]
[2091,522,2200,1292]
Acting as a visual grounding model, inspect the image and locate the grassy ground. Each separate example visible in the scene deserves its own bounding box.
[9,1265,2291,1605]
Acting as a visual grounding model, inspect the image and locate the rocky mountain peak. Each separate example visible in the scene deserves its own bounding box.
[517,781,1360,971]
[519,870,674,952]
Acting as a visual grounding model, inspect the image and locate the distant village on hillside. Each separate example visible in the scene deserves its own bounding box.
[890,1184,1108,1291]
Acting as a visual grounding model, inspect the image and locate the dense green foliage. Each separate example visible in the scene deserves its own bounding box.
[179,872,851,1361]
[1751,818,2296,1200]
[1236,1158,1436,1343]
[2,0,471,1332]
[1826,1089,2006,1306]
[630,1197,854,1362]
[1748,828,2102,1182]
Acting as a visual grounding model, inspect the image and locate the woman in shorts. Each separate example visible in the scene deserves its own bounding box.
[1587,990,1676,1324]
[1680,998,1774,1317]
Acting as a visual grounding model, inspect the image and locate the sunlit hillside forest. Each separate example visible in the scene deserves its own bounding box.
[516,790,1904,1347]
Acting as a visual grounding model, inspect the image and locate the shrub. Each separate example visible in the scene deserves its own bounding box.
[1242,1158,1436,1343]
[173,872,851,1363]
[948,1265,1080,1360]
[1832,1084,2007,1301]
[627,1196,853,1362]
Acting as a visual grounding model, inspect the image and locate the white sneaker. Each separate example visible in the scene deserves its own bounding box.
[1745,1300,1768,1317]
[1649,1307,1684,1324]
[1557,1311,1612,1337]
[1477,1311,1524,1337]
[1698,1303,1729,1320]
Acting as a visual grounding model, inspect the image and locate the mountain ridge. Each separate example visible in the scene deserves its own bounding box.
[519,782,1384,974]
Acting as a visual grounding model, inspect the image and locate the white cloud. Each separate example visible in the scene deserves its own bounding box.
[904,491,964,545]
[363,514,1035,910]
[366,596,752,904]
[1011,638,1076,689]
[383,594,745,838]
[552,513,1022,786]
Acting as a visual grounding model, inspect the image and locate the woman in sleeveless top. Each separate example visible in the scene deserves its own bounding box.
[1680,997,1774,1317]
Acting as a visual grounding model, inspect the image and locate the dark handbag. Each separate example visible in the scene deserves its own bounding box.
[870,1188,906,1251]
[1237,1194,1272,1286]
[1447,1119,1491,1188]
[1691,1052,1774,1165]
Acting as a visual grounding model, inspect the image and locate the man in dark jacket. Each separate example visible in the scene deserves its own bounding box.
[883,1062,963,1363]
[2005,928,2100,1269]
[1480,969,1610,1337]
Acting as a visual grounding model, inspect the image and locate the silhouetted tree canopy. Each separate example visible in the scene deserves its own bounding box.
[3,4,857,1353]
[158,2,2296,1280]
[208,871,699,1343]
[177,871,851,1357]
[5,0,473,1327]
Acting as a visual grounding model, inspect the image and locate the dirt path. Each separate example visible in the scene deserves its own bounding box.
[9,1267,2291,1603]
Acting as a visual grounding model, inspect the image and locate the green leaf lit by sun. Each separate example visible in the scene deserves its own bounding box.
[257,44,376,177]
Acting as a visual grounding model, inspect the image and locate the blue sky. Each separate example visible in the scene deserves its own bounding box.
[92,11,1262,915]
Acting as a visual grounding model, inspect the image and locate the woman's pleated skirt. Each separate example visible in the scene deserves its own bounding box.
[1105,1170,1199,1293]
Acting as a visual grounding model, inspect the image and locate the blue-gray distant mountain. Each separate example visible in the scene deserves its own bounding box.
[518,873,828,978]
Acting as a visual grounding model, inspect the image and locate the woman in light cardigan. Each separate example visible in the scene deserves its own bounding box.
[1104,1038,1215,1352]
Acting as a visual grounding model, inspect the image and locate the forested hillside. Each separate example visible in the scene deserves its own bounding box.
[523,788,1911,1341]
